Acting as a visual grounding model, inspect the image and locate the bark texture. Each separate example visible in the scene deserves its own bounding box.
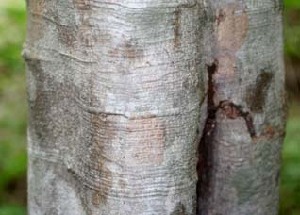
[24,0,208,214]
[24,0,286,214]
[197,0,286,214]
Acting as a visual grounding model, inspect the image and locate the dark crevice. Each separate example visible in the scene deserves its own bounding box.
[196,61,218,215]
[196,61,257,214]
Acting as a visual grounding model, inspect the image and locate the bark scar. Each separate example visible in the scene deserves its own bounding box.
[219,100,256,138]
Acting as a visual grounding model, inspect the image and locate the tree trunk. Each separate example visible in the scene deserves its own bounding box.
[24,0,286,214]
[24,0,207,214]
[197,0,286,214]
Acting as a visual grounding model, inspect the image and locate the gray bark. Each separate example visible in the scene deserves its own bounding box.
[197,0,286,215]
[24,0,207,214]
[24,0,286,214]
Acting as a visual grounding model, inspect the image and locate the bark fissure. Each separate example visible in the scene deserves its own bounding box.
[196,60,258,214]
[196,62,218,215]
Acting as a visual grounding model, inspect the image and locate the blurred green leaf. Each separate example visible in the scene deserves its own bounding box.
[0,7,26,77]
[279,101,300,214]
[0,1,27,207]
[285,0,300,9]
[0,206,26,215]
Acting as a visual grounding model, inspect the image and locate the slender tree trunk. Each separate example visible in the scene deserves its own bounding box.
[24,0,286,214]
[197,0,286,214]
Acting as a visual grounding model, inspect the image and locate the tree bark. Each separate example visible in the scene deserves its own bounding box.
[24,0,286,214]
[24,0,207,214]
[197,0,286,214]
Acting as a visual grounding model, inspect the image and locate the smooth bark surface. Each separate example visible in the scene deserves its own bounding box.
[24,0,286,214]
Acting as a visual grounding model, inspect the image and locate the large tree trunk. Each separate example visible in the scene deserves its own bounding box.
[24,0,207,214]
[24,0,286,214]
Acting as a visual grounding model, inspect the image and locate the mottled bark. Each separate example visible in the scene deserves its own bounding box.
[24,0,207,214]
[197,0,286,214]
[24,0,286,214]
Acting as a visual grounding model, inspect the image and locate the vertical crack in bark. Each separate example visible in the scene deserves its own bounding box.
[196,62,257,214]
[196,62,218,215]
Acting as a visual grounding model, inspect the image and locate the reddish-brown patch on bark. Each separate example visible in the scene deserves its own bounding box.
[253,125,286,143]
[77,26,94,47]
[215,55,236,78]
[88,113,115,204]
[125,117,165,166]
[73,0,91,10]
[109,40,144,59]
[89,165,112,206]
[58,25,77,48]
[77,9,92,26]
[30,0,45,16]
[219,100,241,119]
[217,3,248,52]
[262,125,276,139]
[92,191,102,207]
[73,0,94,52]
[28,0,45,41]
[215,3,248,77]
[124,42,143,59]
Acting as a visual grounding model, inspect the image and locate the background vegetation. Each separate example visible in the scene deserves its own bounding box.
[0,1,299,214]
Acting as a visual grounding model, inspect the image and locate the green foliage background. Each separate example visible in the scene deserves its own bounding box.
[0,1,299,214]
